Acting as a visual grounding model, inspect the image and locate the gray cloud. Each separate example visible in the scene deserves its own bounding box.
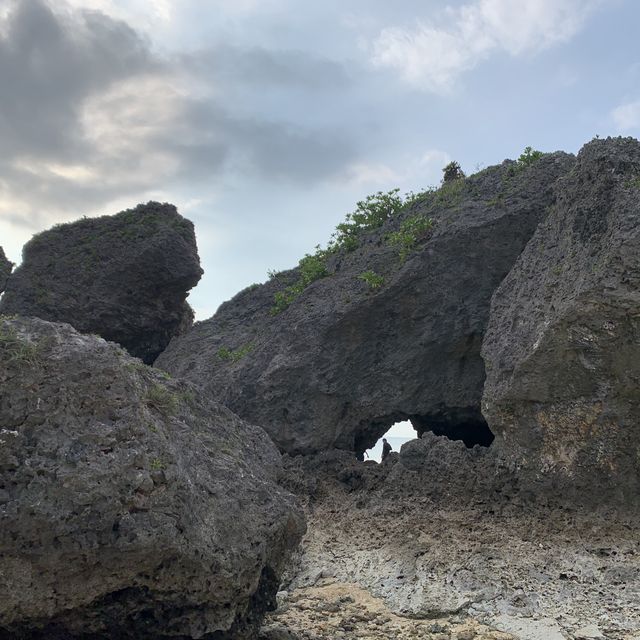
[0,0,154,160]
[181,44,351,90]
[0,0,359,229]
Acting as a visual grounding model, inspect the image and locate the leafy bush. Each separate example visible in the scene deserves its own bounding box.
[517,146,544,167]
[271,252,330,314]
[387,215,435,261]
[217,343,255,362]
[507,146,545,176]
[270,188,432,314]
[328,189,405,252]
[358,270,385,289]
[442,161,465,183]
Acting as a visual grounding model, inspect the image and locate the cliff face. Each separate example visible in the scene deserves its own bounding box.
[0,247,12,293]
[0,202,202,363]
[0,316,304,639]
[482,137,640,493]
[157,153,574,455]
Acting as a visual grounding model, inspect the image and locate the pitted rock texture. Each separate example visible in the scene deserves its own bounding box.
[481,137,640,495]
[0,316,304,639]
[0,202,203,363]
[157,154,574,455]
[0,247,12,294]
[275,437,640,640]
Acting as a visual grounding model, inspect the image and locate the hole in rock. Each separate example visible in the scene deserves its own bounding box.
[364,421,416,462]
[354,408,494,461]
[411,408,494,448]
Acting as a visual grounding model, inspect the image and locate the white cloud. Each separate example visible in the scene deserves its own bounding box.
[342,149,451,191]
[611,100,640,132]
[371,0,600,93]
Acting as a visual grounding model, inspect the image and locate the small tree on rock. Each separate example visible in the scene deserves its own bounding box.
[442,161,465,184]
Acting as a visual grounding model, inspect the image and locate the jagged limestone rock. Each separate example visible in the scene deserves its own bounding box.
[157,154,574,455]
[0,247,12,294]
[0,316,304,639]
[482,137,640,495]
[0,202,202,363]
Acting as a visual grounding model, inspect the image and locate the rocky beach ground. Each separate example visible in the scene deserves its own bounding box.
[259,445,640,640]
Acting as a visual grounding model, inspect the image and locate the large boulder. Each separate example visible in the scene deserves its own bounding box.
[0,316,304,639]
[0,202,203,363]
[157,153,574,455]
[481,137,640,494]
[0,247,12,293]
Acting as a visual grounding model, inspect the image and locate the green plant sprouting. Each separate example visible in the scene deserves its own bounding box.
[144,384,179,416]
[0,321,45,367]
[271,251,330,314]
[358,270,385,289]
[270,189,431,314]
[327,189,406,252]
[517,146,544,167]
[505,146,546,178]
[217,343,255,363]
[150,458,166,471]
[442,161,465,183]
[387,215,435,261]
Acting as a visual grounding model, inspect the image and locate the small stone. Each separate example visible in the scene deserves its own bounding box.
[574,625,605,639]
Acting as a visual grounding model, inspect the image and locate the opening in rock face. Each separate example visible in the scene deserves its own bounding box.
[353,408,494,458]
[411,408,494,448]
[366,421,416,461]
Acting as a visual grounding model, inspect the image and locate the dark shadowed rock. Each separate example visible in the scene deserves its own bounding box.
[0,247,12,293]
[157,154,574,455]
[482,137,640,495]
[0,316,304,639]
[0,202,203,363]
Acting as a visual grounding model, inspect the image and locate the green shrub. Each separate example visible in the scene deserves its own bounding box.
[387,215,434,261]
[442,161,465,183]
[271,252,329,314]
[144,384,179,416]
[517,146,544,167]
[269,188,434,314]
[0,322,44,367]
[508,146,545,176]
[328,189,405,252]
[217,343,255,363]
[435,178,465,206]
[624,175,640,189]
[358,270,385,289]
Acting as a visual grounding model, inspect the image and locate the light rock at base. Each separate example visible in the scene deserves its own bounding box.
[0,202,203,363]
[0,316,304,639]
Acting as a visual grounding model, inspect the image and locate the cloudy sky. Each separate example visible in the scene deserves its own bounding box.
[1,0,639,319]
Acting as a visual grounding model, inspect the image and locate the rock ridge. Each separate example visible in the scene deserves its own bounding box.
[0,202,203,364]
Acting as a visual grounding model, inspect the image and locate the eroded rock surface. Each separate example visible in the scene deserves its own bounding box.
[0,247,12,293]
[482,137,640,495]
[273,436,640,640]
[0,316,304,639]
[157,154,574,454]
[0,202,203,363]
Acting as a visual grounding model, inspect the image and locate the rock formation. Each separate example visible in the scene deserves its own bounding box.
[0,247,12,293]
[157,153,574,455]
[0,316,304,639]
[0,202,203,363]
[481,137,640,494]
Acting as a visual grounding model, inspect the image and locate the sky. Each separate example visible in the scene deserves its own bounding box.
[1,0,640,320]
